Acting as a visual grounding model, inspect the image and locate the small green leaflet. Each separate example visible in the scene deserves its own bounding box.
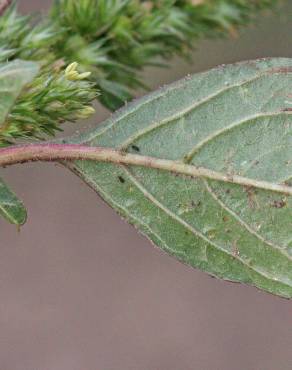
[0,176,27,225]
[0,60,39,225]
[68,58,292,298]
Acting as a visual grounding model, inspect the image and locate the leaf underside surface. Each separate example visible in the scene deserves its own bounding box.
[67,58,292,298]
[0,176,27,225]
[0,60,39,225]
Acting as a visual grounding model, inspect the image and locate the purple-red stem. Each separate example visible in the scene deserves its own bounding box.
[0,142,291,196]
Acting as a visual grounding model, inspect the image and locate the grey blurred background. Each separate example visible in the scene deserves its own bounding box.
[1,1,292,370]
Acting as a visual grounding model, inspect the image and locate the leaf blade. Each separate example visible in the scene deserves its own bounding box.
[0,176,27,225]
[68,58,292,297]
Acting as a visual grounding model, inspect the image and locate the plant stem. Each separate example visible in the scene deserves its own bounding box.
[0,143,291,195]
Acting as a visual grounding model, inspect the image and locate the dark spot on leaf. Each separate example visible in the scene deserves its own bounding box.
[222,216,229,222]
[118,176,125,183]
[131,145,140,152]
[191,200,201,208]
[244,186,259,209]
[231,240,240,257]
[271,199,286,208]
[282,108,292,112]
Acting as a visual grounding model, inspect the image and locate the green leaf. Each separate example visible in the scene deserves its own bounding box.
[0,177,27,225]
[0,60,39,225]
[67,58,292,298]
